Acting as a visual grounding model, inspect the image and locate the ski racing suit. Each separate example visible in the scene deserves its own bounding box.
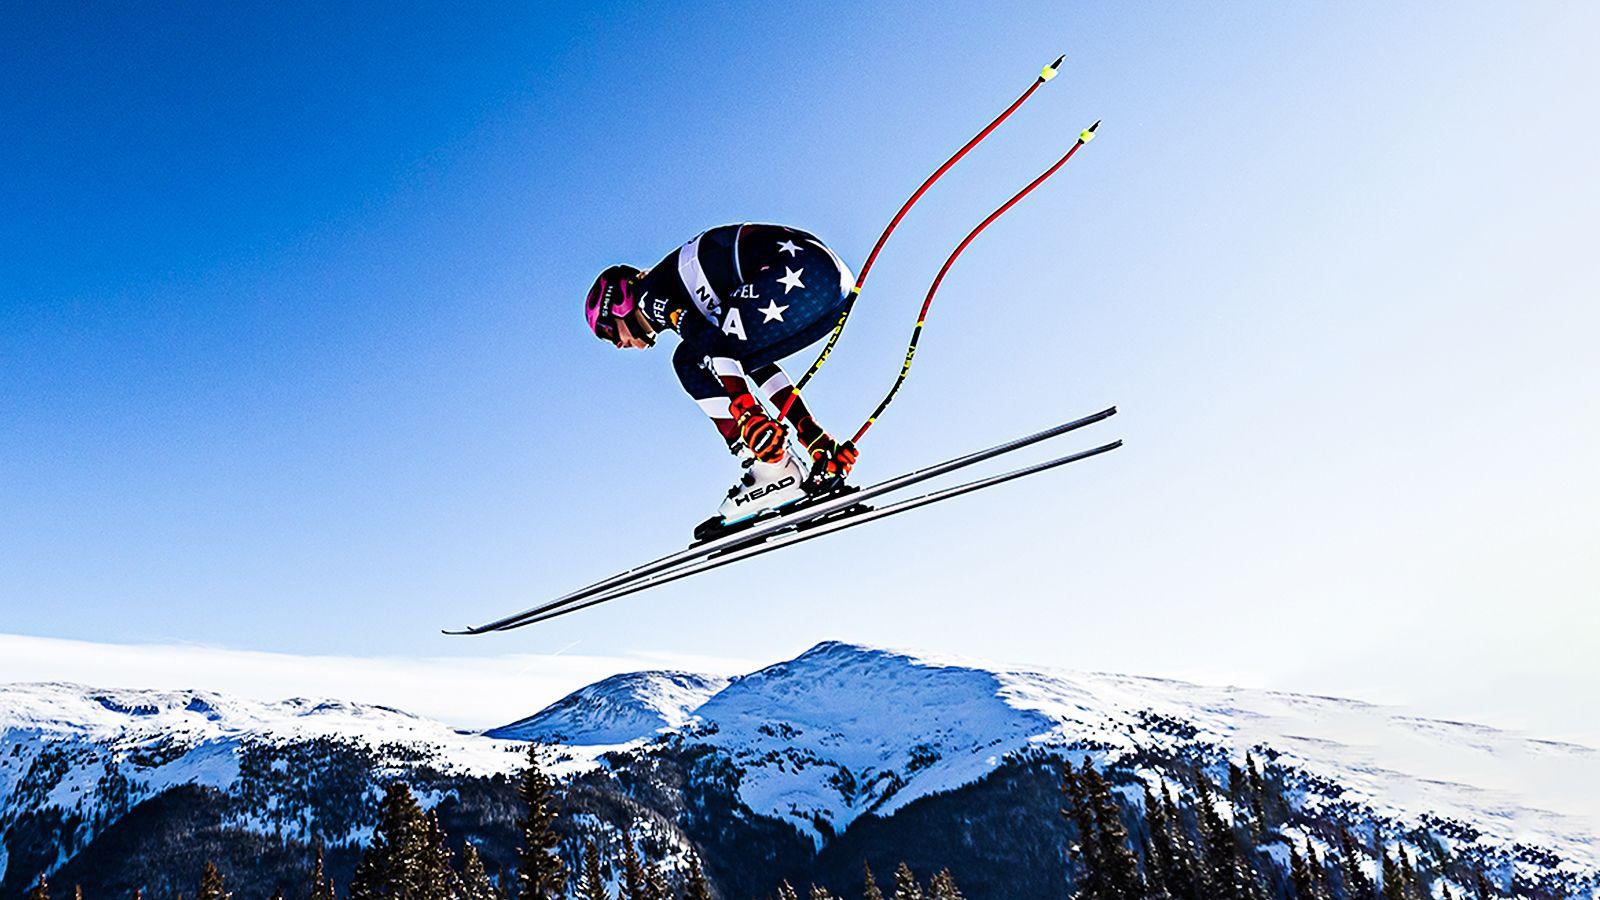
[631,223,854,459]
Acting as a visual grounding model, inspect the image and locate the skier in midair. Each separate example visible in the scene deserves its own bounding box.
[585,223,859,538]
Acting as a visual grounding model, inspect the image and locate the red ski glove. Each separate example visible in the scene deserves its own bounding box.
[805,431,858,483]
[730,393,786,463]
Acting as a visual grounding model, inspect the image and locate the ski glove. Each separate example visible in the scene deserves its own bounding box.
[730,393,786,463]
[805,432,858,483]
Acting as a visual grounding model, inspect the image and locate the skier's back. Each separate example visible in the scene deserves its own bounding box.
[585,223,859,539]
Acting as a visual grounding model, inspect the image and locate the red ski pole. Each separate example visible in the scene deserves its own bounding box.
[778,54,1067,421]
[851,120,1100,445]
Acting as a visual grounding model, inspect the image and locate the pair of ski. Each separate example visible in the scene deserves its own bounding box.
[447,406,1120,634]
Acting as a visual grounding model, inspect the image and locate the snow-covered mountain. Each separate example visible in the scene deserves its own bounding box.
[2,642,1596,898]
[484,670,728,744]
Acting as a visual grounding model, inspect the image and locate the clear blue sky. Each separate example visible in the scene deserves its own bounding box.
[3,4,1596,736]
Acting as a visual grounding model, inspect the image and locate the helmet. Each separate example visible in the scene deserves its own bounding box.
[585,264,641,342]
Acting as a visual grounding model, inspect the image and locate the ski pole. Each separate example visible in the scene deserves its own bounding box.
[851,121,1100,445]
[777,54,1067,422]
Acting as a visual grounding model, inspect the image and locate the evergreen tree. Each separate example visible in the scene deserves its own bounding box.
[862,863,885,900]
[73,887,83,900]
[1081,766,1144,899]
[809,886,837,900]
[891,863,922,900]
[580,844,611,900]
[1244,755,1267,838]
[1472,871,1495,899]
[1193,777,1264,900]
[350,782,455,900]
[515,744,567,900]
[1398,848,1422,900]
[198,862,230,900]
[1062,762,1106,899]
[1306,843,1329,899]
[1158,783,1208,900]
[1289,843,1329,900]
[425,812,465,898]
[309,845,337,900]
[682,855,712,900]
[1337,830,1376,900]
[775,882,799,900]
[271,889,286,900]
[619,836,646,900]
[642,864,672,900]
[1140,787,1173,898]
[1380,851,1404,900]
[25,874,49,900]
[461,844,502,900]
[925,870,964,900]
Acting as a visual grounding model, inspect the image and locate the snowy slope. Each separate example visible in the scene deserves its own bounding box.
[484,670,728,744]
[684,642,1600,871]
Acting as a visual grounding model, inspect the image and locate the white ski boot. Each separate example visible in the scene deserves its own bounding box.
[693,445,810,542]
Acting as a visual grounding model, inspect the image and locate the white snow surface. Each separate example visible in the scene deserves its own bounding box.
[484,670,728,744]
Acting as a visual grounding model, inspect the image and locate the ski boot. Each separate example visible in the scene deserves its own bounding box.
[692,445,810,544]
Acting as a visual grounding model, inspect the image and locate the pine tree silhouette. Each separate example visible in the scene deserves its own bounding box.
[1159,783,1208,900]
[1081,765,1144,899]
[1244,755,1267,839]
[197,862,230,900]
[775,881,799,900]
[25,873,49,900]
[891,863,922,900]
[309,844,337,900]
[1289,842,1329,900]
[1193,776,1265,900]
[808,886,837,900]
[350,781,456,900]
[72,887,83,900]
[1140,787,1173,899]
[1337,830,1376,900]
[515,744,567,900]
[619,836,646,900]
[683,855,712,900]
[461,844,502,900]
[925,870,964,900]
[862,863,885,900]
[579,844,611,900]
[642,864,672,900]
[1062,761,1107,899]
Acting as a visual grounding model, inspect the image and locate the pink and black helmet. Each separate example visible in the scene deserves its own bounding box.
[585,264,641,343]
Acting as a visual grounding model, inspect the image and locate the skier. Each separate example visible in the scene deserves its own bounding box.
[585,223,860,538]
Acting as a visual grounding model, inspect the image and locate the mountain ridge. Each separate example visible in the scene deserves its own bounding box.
[2,640,1595,897]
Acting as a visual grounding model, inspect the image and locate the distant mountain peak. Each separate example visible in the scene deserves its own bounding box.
[484,669,729,745]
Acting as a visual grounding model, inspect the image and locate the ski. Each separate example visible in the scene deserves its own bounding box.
[478,438,1122,630]
[446,406,1117,635]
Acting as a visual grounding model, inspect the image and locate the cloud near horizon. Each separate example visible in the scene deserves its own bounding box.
[0,632,757,729]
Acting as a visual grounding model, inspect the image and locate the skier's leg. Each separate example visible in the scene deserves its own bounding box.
[746,361,827,451]
[673,341,741,449]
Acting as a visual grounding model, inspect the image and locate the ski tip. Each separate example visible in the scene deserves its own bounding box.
[1041,54,1065,81]
[441,627,479,636]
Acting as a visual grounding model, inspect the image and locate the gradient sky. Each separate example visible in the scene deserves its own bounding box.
[3,3,1597,739]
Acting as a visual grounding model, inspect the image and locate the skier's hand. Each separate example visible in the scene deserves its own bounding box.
[730,393,786,463]
[806,433,858,482]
